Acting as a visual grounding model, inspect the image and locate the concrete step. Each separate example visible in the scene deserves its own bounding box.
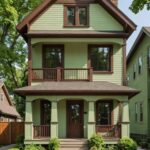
[60,139,88,150]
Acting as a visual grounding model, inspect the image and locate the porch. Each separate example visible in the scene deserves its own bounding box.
[14,81,139,144]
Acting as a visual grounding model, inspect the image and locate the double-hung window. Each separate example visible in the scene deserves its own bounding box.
[133,64,136,79]
[64,5,88,27]
[88,45,113,73]
[138,57,142,74]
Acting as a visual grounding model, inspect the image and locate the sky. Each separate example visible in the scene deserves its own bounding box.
[118,0,150,54]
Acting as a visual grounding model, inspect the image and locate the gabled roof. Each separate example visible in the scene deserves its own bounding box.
[0,82,20,118]
[14,81,140,98]
[16,0,136,41]
[127,27,150,64]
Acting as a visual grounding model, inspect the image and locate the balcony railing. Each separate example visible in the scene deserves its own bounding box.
[96,124,121,138]
[33,125,50,138]
[32,68,93,82]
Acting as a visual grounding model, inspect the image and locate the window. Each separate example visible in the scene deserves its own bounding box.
[133,64,136,79]
[43,45,64,68]
[89,45,112,72]
[139,103,143,122]
[148,47,150,68]
[64,5,88,27]
[0,93,3,101]
[135,103,138,122]
[138,57,142,74]
[96,101,113,125]
[41,100,51,125]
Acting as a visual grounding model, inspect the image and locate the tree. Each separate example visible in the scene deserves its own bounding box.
[130,0,150,13]
[0,0,42,118]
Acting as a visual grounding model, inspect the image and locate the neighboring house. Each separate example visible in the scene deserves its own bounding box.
[14,0,139,146]
[127,27,150,139]
[0,82,20,122]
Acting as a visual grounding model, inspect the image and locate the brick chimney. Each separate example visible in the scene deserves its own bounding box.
[111,0,118,6]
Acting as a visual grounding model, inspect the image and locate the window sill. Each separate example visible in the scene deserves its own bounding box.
[63,25,89,28]
[93,71,113,74]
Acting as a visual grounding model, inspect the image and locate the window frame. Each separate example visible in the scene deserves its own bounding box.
[133,63,136,80]
[96,100,113,126]
[138,56,142,75]
[88,44,113,74]
[64,4,89,27]
[42,44,64,68]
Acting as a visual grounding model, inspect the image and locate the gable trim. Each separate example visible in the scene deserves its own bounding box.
[16,0,136,40]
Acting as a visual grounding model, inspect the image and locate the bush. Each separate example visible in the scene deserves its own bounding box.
[25,144,46,150]
[88,133,104,150]
[118,137,137,150]
[15,135,24,150]
[48,138,60,150]
[8,149,20,150]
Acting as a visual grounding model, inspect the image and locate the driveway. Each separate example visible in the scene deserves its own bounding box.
[0,145,15,150]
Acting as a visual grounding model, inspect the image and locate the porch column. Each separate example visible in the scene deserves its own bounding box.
[87,101,95,139]
[51,101,58,138]
[25,100,33,140]
[121,100,130,138]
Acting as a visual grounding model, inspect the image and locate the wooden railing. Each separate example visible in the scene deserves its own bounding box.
[96,124,121,138]
[33,125,50,138]
[32,68,93,82]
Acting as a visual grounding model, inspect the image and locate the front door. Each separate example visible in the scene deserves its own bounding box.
[67,101,84,138]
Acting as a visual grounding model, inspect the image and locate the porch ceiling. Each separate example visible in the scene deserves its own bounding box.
[14,81,139,98]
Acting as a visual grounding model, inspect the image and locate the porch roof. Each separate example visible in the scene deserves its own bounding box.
[14,81,139,98]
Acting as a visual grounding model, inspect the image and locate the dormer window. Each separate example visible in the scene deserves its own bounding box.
[64,5,89,27]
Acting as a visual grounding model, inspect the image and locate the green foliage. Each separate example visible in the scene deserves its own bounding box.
[130,0,150,13]
[0,0,42,118]
[88,134,104,150]
[118,137,137,150]
[48,138,60,150]
[25,144,46,150]
[15,135,24,150]
[8,148,20,150]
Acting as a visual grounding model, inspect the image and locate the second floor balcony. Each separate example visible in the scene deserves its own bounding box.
[31,68,93,82]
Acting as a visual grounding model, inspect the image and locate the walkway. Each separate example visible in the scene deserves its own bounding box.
[0,145,15,150]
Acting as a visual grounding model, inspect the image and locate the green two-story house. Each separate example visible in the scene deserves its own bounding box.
[15,0,139,146]
[127,27,150,139]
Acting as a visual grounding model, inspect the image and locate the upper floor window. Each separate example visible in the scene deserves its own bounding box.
[43,45,64,68]
[138,56,142,74]
[133,64,136,79]
[88,45,113,73]
[148,47,150,68]
[64,5,88,27]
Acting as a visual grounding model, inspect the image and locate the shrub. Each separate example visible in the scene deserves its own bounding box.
[88,133,104,150]
[8,149,20,150]
[25,144,46,150]
[118,137,137,150]
[15,135,24,150]
[48,138,60,150]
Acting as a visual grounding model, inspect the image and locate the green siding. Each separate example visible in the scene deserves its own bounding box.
[32,42,123,85]
[30,4,123,31]
[127,36,150,135]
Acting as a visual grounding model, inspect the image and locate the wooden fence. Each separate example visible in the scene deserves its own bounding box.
[0,122,24,145]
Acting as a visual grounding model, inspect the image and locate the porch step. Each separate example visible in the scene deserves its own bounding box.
[60,139,89,150]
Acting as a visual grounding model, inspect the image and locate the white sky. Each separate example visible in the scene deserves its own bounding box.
[118,0,150,54]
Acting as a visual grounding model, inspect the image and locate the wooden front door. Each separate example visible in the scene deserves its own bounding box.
[67,101,84,138]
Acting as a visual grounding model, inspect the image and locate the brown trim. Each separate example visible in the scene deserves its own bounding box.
[64,4,89,27]
[88,44,113,73]
[42,44,64,68]
[66,100,84,138]
[123,39,127,85]
[56,0,96,4]
[96,100,114,126]
[27,32,129,38]
[28,38,32,86]
[16,0,136,40]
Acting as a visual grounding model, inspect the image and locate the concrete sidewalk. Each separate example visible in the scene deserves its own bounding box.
[0,145,16,150]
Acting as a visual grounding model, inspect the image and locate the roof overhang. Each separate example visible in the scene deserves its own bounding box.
[127,27,150,64]
[16,0,136,41]
[14,82,140,99]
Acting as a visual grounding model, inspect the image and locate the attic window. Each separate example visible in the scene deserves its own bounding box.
[0,93,4,101]
[64,5,89,27]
